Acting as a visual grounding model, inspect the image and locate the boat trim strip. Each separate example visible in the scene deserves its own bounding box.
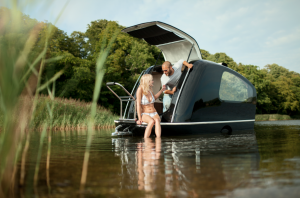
[114,119,255,125]
[171,68,190,122]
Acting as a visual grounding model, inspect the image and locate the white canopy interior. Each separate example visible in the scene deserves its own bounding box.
[122,21,202,64]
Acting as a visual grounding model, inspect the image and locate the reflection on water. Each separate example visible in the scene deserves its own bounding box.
[18,120,300,197]
[112,132,260,198]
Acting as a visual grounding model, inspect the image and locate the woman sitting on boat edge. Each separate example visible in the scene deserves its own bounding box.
[136,74,166,138]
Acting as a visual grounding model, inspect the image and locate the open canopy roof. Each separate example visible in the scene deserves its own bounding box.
[122,21,202,64]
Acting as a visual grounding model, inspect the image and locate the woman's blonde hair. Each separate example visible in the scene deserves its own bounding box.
[140,74,153,95]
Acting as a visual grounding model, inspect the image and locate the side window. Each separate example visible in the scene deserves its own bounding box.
[219,71,253,102]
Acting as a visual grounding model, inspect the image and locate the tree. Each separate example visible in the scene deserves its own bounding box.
[70,31,88,58]
[200,49,210,60]
[87,20,162,112]
[206,52,237,69]
[265,64,291,79]
[272,76,299,114]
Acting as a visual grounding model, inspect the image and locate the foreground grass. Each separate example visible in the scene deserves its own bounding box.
[255,114,300,121]
[0,95,118,130]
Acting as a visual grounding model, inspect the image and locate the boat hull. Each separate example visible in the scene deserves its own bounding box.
[114,120,255,136]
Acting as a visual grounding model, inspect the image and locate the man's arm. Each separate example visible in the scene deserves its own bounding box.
[154,85,166,100]
[164,87,176,95]
[183,61,193,69]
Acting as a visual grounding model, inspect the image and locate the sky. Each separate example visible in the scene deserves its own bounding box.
[4,0,300,73]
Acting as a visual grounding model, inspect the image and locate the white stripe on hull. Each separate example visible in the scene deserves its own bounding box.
[114,119,255,126]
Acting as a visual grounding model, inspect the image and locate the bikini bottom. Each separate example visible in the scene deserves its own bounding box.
[141,112,158,118]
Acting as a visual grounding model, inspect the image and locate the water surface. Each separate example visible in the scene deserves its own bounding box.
[19,120,300,197]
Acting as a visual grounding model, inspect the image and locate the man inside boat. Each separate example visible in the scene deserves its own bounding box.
[161,60,193,112]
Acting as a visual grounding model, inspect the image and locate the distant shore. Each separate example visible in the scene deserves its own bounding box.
[255,114,300,121]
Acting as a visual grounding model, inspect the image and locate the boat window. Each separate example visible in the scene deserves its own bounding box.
[219,71,253,102]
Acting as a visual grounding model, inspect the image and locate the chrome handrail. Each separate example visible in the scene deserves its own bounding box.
[106,82,136,119]
[123,70,145,119]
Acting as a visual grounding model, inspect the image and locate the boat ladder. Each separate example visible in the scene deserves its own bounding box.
[106,82,136,136]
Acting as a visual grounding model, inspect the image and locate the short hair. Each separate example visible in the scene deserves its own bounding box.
[162,61,172,68]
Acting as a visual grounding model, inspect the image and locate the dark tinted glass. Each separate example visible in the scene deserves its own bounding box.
[191,66,257,122]
[191,66,223,114]
[219,71,254,102]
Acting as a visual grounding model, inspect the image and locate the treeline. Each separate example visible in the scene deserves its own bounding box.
[2,7,299,115]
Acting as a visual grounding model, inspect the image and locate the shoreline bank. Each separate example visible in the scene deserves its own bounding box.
[255,114,300,122]
[0,96,119,131]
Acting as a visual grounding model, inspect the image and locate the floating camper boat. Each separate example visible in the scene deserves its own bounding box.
[107,21,257,136]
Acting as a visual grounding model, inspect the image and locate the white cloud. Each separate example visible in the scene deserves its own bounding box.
[265,29,300,48]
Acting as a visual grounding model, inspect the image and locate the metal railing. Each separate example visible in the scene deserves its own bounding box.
[106,82,136,120]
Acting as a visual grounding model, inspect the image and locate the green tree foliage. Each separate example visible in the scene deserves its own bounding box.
[70,31,88,58]
[291,75,300,104]
[206,52,237,69]
[263,64,300,114]
[88,21,162,112]
[200,49,210,60]
[40,19,162,113]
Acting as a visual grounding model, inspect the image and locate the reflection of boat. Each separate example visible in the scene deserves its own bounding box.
[112,132,260,197]
[107,21,257,136]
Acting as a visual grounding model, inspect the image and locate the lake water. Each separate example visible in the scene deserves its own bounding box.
[18,120,300,197]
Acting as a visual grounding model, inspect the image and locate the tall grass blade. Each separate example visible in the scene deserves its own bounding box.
[37,70,64,92]
[80,29,119,191]
[33,124,47,186]
[10,142,22,195]
[46,83,55,192]
[20,47,47,83]
[20,133,30,186]
[0,1,68,196]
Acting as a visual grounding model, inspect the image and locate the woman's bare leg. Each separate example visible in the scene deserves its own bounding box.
[142,114,155,138]
[153,114,161,138]
[155,137,161,159]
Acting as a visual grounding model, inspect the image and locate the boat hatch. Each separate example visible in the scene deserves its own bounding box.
[122,21,202,64]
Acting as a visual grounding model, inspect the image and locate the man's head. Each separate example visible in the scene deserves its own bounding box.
[162,61,173,76]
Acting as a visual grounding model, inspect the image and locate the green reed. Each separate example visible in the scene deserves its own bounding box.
[0,1,66,196]
[33,124,47,186]
[20,95,118,130]
[80,28,119,191]
[0,1,119,196]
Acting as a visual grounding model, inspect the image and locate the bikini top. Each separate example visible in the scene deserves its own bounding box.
[141,91,155,105]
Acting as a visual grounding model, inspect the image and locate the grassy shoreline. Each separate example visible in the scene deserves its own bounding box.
[0,95,119,131]
[2,98,299,130]
[34,95,119,130]
[255,114,300,121]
